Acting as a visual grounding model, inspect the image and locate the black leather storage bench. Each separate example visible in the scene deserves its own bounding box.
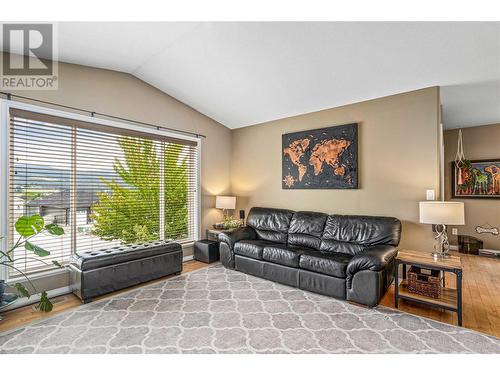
[69,241,182,303]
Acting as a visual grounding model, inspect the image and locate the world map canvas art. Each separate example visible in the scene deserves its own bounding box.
[282,123,358,189]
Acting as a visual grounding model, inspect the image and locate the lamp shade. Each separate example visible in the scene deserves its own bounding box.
[216,196,236,210]
[419,201,465,225]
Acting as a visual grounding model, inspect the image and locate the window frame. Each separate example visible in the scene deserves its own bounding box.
[0,99,201,282]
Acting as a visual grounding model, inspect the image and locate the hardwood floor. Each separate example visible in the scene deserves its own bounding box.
[1,254,499,338]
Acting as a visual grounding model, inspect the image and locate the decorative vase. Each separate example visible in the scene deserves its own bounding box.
[0,280,5,303]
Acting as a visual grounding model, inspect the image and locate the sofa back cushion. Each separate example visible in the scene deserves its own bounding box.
[246,207,295,244]
[288,211,328,250]
[320,214,402,255]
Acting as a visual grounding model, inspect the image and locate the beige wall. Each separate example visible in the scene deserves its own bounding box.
[1,56,232,257]
[444,124,500,250]
[231,87,441,251]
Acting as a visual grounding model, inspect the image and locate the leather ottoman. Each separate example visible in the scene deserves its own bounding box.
[194,240,220,263]
[69,241,182,303]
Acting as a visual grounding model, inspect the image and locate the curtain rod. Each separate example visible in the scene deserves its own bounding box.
[0,91,206,139]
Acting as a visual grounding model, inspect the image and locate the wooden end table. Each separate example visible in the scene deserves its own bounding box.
[394,249,463,326]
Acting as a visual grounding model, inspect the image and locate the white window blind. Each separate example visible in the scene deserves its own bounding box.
[8,108,199,277]
[9,114,73,276]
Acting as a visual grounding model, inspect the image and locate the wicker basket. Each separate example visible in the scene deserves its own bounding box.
[407,266,442,299]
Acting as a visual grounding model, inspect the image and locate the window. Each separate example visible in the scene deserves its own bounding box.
[6,107,199,277]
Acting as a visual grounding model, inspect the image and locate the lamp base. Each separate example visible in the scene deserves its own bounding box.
[432,223,452,260]
[432,251,451,260]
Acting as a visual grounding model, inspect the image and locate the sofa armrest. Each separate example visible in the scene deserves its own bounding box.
[347,245,398,276]
[219,226,257,251]
[219,226,257,269]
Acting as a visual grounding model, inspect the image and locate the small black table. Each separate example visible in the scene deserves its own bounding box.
[394,249,463,326]
[194,240,220,263]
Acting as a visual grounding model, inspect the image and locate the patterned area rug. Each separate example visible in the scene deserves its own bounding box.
[1,265,499,354]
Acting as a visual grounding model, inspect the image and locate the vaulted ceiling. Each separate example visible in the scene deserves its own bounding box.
[6,22,500,129]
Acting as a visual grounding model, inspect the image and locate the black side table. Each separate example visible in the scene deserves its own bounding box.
[194,240,220,263]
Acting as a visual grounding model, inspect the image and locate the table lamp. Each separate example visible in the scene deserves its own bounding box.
[216,196,236,219]
[419,201,465,258]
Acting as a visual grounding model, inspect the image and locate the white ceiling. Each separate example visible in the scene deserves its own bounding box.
[440,80,500,129]
[5,22,500,129]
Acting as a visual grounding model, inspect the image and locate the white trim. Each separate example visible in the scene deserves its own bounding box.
[182,254,194,262]
[6,265,69,284]
[439,122,445,200]
[180,241,195,248]
[1,99,199,144]
[0,100,9,281]
[0,285,72,313]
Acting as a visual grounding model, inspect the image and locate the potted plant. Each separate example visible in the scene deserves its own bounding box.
[221,215,243,229]
[0,214,65,312]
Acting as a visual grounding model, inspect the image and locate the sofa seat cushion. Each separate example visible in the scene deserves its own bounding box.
[299,251,354,278]
[234,240,277,260]
[262,244,313,268]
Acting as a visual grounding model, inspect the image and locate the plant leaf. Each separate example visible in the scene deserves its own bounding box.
[15,215,45,237]
[15,216,35,237]
[52,260,63,268]
[14,282,30,298]
[25,241,50,257]
[45,223,64,236]
[38,291,53,312]
[30,215,45,232]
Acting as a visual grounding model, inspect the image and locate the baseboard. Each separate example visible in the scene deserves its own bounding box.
[0,286,72,313]
[183,255,194,262]
[479,248,500,257]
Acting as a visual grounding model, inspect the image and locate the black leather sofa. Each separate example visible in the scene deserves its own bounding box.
[220,207,401,307]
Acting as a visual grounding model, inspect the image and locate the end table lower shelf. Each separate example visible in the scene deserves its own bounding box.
[397,280,458,310]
